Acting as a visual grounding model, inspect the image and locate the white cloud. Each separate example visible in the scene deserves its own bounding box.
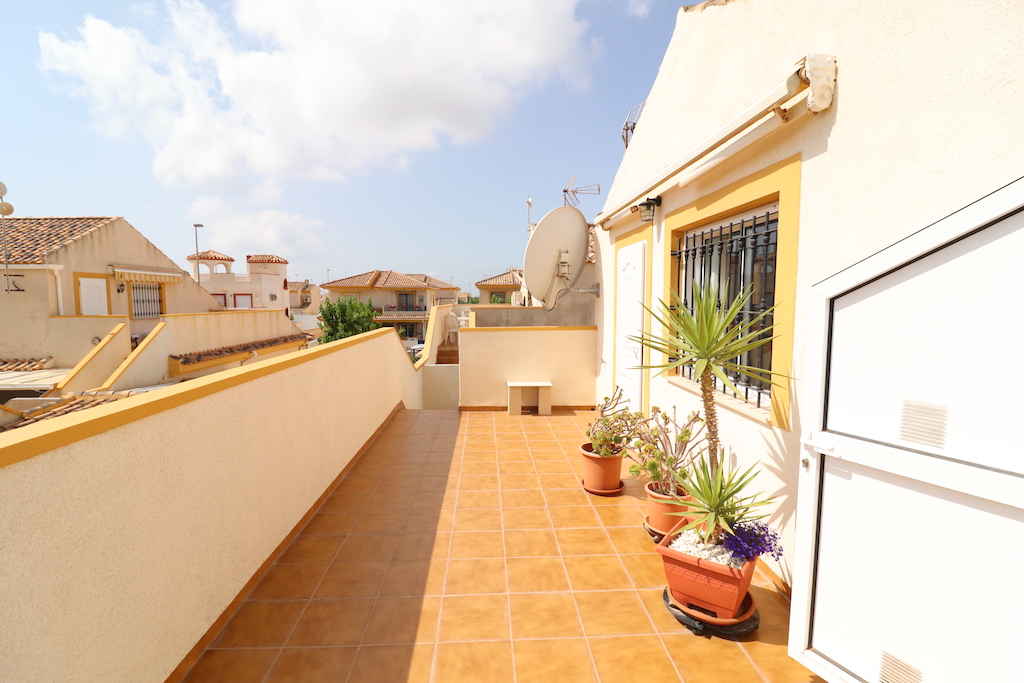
[39,0,592,188]
[626,0,657,18]
[188,196,331,276]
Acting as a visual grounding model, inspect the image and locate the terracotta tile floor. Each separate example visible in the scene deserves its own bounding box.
[177,409,821,683]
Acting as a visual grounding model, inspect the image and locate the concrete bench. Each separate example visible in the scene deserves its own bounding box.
[507,381,553,416]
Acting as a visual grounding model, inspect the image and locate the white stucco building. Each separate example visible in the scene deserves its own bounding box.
[595,1,1024,681]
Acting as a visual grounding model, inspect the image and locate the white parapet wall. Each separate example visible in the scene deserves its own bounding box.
[458,326,598,409]
[0,327,421,683]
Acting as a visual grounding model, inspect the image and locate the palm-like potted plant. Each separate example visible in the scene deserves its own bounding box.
[629,280,780,477]
[631,281,784,621]
[628,407,705,536]
[582,389,644,495]
[656,456,780,620]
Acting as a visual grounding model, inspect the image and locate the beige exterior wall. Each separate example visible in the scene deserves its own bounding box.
[200,261,289,311]
[0,328,422,682]
[101,310,306,389]
[595,0,1024,580]
[55,322,132,394]
[459,327,598,408]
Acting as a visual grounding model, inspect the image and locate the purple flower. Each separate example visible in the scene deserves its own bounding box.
[721,521,783,561]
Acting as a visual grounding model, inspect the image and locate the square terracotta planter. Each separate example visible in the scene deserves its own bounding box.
[656,521,755,619]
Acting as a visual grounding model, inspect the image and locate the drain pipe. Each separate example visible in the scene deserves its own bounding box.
[598,54,836,230]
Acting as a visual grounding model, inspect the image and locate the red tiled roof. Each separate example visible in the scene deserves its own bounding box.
[169,333,310,366]
[247,254,289,264]
[0,358,54,371]
[407,274,458,289]
[475,268,523,287]
[188,250,235,261]
[0,389,150,432]
[0,217,119,264]
[374,313,429,321]
[323,270,434,290]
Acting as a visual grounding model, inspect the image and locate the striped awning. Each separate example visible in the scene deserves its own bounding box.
[110,265,183,283]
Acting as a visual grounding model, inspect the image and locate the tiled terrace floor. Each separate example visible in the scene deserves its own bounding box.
[178,409,820,683]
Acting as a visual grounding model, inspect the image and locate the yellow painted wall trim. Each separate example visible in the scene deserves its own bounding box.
[99,322,167,390]
[662,154,800,430]
[160,309,285,318]
[0,327,397,469]
[45,323,127,397]
[461,326,598,332]
[72,271,113,316]
[167,338,308,377]
[413,306,441,370]
[0,403,23,417]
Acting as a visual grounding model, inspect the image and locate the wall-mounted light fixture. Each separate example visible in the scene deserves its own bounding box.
[117,283,126,294]
[637,196,661,222]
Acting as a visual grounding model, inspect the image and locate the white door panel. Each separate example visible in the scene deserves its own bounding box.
[78,277,108,315]
[615,241,646,410]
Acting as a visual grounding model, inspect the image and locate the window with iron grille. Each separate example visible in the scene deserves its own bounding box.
[131,282,162,319]
[673,204,777,408]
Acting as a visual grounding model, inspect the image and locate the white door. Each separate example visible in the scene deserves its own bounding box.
[78,277,108,315]
[794,187,1024,683]
[234,294,253,309]
[615,241,646,411]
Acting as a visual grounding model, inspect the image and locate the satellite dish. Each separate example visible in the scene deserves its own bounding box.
[523,205,591,309]
[0,181,7,198]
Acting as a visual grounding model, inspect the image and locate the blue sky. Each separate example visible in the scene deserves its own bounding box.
[2,1,694,292]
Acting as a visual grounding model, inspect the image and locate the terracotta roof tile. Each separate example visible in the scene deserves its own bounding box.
[323,270,432,289]
[169,333,310,366]
[0,389,147,433]
[0,357,54,371]
[407,274,458,289]
[475,268,523,288]
[0,217,119,264]
[246,254,289,264]
[187,250,235,261]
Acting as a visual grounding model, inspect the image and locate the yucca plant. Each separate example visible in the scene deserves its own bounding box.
[669,455,775,545]
[630,281,780,477]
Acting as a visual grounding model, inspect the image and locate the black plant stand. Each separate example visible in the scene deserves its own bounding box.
[662,588,760,638]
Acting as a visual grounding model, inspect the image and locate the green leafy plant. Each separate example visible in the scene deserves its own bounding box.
[669,455,775,545]
[628,407,705,495]
[586,389,645,458]
[630,281,780,476]
[318,296,380,343]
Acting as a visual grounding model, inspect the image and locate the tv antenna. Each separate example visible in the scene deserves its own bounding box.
[0,182,15,294]
[561,174,601,207]
[622,102,645,148]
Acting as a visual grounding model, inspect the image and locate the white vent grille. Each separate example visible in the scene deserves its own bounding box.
[899,401,948,449]
[880,651,923,683]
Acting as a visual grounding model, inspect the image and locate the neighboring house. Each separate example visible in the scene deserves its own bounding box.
[287,280,322,316]
[475,267,524,304]
[0,217,306,401]
[595,1,1024,681]
[321,270,458,340]
[188,251,290,313]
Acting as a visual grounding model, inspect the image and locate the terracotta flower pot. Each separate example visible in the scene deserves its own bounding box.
[656,519,755,619]
[645,483,693,536]
[579,443,624,495]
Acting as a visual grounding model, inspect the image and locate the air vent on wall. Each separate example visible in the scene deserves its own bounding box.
[879,651,923,683]
[899,401,948,449]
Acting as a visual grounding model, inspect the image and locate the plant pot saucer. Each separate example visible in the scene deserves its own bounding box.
[643,517,671,542]
[580,478,625,496]
[662,588,760,637]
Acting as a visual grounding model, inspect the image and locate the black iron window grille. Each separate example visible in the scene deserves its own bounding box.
[131,282,162,320]
[672,209,778,408]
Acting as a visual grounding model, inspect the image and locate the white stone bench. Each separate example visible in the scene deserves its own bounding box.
[507,381,553,416]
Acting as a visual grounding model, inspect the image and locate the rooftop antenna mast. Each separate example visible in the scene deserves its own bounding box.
[562,174,601,207]
[526,196,533,234]
[622,102,645,148]
[0,182,14,294]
